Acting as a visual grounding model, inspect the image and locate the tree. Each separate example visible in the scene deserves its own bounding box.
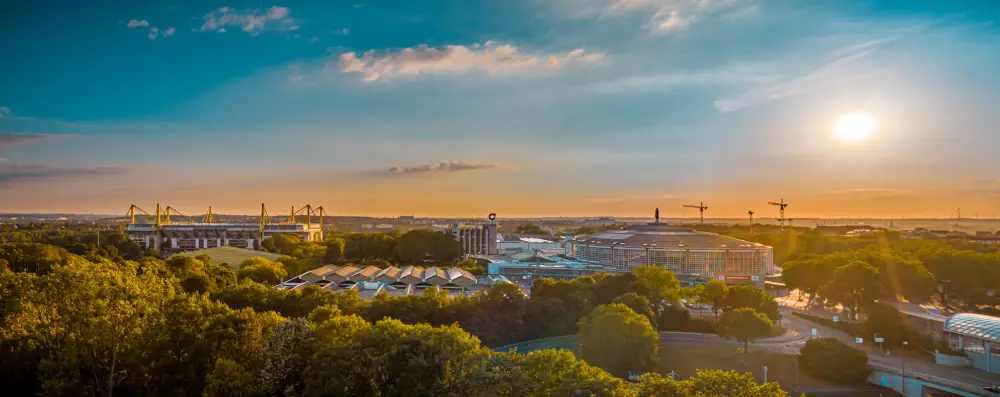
[516,349,633,396]
[236,257,287,285]
[685,369,790,397]
[577,303,659,376]
[204,358,258,397]
[632,264,681,316]
[260,318,315,396]
[698,279,728,320]
[824,262,880,320]
[724,284,780,322]
[323,238,344,264]
[394,229,460,265]
[455,257,486,275]
[799,338,870,384]
[636,373,692,397]
[303,320,489,397]
[0,259,176,396]
[612,292,655,323]
[717,308,774,353]
[864,302,912,346]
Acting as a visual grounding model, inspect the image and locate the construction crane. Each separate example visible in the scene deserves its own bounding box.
[768,199,789,227]
[201,206,215,224]
[683,202,708,224]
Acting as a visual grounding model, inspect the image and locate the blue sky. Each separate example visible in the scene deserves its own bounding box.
[2,0,999,217]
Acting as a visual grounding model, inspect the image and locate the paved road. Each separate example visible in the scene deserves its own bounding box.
[778,307,1000,395]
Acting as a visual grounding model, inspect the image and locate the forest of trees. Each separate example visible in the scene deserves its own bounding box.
[0,237,792,396]
[4,222,1000,396]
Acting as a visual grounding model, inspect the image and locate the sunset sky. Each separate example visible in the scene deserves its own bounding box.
[2,0,999,218]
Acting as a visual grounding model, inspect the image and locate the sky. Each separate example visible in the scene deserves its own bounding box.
[2,0,1000,219]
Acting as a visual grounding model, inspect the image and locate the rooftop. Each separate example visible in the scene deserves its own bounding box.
[572,223,767,250]
[944,313,1000,342]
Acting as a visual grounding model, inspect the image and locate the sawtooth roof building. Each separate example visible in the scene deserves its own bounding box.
[278,265,479,299]
[568,222,775,287]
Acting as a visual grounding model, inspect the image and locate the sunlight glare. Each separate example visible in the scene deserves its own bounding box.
[834,113,877,141]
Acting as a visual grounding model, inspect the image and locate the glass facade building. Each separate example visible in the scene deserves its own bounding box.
[568,223,774,284]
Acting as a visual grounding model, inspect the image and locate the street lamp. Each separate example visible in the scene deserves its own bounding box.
[901,341,909,395]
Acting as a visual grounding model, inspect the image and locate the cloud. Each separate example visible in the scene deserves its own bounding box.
[386,161,500,175]
[0,162,124,187]
[0,133,72,149]
[164,27,176,37]
[200,6,297,34]
[584,65,773,93]
[148,27,160,39]
[127,19,149,28]
[557,0,751,33]
[338,42,604,82]
[0,106,11,118]
[713,42,885,112]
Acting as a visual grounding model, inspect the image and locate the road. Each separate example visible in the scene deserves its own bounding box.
[778,307,1000,395]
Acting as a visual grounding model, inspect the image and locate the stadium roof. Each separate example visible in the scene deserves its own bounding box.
[944,313,1000,342]
[168,246,284,267]
[571,223,767,250]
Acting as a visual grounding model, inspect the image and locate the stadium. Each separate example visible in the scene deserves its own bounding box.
[568,222,775,287]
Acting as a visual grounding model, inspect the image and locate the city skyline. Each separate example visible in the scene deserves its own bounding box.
[2,1,1000,217]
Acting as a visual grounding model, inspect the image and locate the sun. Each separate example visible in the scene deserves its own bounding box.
[834,113,877,141]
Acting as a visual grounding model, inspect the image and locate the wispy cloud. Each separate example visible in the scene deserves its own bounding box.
[0,163,124,187]
[557,0,752,33]
[126,19,172,40]
[713,41,888,112]
[0,133,72,149]
[0,107,11,118]
[584,65,773,93]
[200,6,297,34]
[386,161,500,175]
[338,41,604,82]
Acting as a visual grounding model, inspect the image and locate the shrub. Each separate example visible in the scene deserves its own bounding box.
[799,338,871,384]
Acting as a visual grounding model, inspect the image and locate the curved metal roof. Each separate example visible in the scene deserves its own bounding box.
[944,313,1000,342]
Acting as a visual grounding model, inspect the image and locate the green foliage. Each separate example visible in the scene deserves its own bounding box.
[637,370,790,397]
[323,238,344,263]
[864,302,912,345]
[724,284,781,322]
[697,278,728,319]
[303,319,489,397]
[798,338,871,384]
[260,318,315,396]
[633,264,681,316]
[823,261,881,320]
[235,257,288,285]
[717,308,774,352]
[578,303,659,376]
[0,243,76,274]
[687,369,790,397]
[394,229,461,265]
[515,224,551,235]
[613,292,655,323]
[456,257,486,275]
[204,358,258,397]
